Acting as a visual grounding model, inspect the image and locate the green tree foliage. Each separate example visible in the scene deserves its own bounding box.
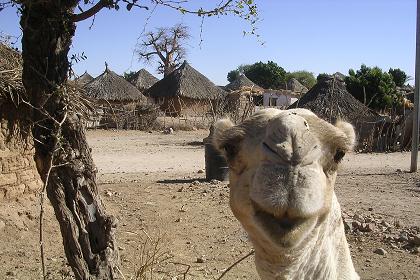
[286,70,316,89]
[227,69,240,82]
[123,71,136,81]
[345,64,402,111]
[243,61,286,89]
[388,68,409,87]
[317,73,330,82]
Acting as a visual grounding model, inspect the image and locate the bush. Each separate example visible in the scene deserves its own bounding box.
[345,64,402,111]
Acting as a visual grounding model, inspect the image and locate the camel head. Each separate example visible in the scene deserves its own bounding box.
[213,108,355,250]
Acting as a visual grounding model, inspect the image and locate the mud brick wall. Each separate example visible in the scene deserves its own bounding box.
[0,118,42,200]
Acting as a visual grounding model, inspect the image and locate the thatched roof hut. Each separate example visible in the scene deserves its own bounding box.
[75,71,94,86]
[286,78,308,95]
[144,61,226,101]
[128,68,159,92]
[288,73,380,124]
[0,43,25,108]
[84,64,147,102]
[288,74,397,152]
[224,74,264,94]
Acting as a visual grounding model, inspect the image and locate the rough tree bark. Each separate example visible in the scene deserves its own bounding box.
[20,1,119,279]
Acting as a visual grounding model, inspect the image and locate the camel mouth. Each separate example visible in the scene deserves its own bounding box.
[252,201,306,236]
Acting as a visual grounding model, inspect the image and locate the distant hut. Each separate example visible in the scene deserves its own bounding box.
[75,71,94,86]
[84,63,156,129]
[127,68,159,92]
[288,73,394,152]
[286,78,308,95]
[144,61,227,116]
[224,74,264,122]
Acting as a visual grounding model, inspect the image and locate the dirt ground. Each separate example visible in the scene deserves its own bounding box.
[0,129,419,280]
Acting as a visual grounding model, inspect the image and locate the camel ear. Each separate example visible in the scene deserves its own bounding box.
[212,119,245,162]
[335,120,356,151]
[333,121,356,162]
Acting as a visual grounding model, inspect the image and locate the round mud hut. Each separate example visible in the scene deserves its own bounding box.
[288,73,392,152]
[144,61,227,117]
[84,64,157,130]
[0,43,42,200]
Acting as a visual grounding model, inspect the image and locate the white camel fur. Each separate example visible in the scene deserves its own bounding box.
[213,108,359,280]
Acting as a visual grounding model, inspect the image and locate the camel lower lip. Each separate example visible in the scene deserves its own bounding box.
[252,202,305,235]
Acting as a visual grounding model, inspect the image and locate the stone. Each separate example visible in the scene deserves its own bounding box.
[0,220,5,231]
[196,256,206,263]
[197,169,204,174]
[5,184,25,199]
[409,234,420,246]
[373,248,387,255]
[351,220,362,231]
[0,173,17,186]
[343,219,353,232]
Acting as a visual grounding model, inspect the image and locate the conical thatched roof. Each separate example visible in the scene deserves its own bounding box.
[75,71,94,85]
[128,69,159,91]
[84,65,147,102]
[288,73,381,124]
[225,74,264,93]
[0,43,25,106]
[144,61,226,100]
[287,78,308,94]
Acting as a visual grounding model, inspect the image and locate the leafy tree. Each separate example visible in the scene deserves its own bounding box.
[227,69,240,82]
[137,23,190,76]
[0,0,259,279]
[243,61,286,89]
[123,70,136,81]
[286,70,316,89]
[388,68,409,87]
[317,73,330,82]
[345,64,402,111]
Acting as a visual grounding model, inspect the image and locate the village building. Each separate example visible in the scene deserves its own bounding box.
[127,68,159,93]
[0,43,42,200]
[262,89,300,108]
[83,63,154,129]
[75,71,94,86]
[144,61,227,116]
[288,73,398,152]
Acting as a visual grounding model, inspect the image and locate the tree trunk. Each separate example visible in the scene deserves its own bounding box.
[20,1,119,279]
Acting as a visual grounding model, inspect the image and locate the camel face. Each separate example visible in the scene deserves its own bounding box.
[213,108,355,249]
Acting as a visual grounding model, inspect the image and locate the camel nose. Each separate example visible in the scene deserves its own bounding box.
[262,113,319,165]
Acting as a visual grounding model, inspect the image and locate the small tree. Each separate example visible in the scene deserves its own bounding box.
[286,70,316,89]
[243,61,286,89]
[388,68,409,87]
[345,64,402,111]
[227,69,240,82]
[123,70,136,81]
[136,23,190,77]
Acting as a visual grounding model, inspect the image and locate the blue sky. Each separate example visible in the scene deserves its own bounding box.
[0,0,416,85]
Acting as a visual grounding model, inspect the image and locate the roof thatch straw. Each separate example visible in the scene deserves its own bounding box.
[286,78,308,94]
[128,68,159,91]
[288,73,381,124]
[84,64,147,102]
[225,74,264,94]
[0,43,26,107]
[144,61,227,100]
[75,71,94,86]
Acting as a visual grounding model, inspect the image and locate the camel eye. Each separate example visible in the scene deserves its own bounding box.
[223,143,237,161]
[334,149,345,163]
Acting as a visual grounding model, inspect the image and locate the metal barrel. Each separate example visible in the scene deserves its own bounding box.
[203,135,229,181]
